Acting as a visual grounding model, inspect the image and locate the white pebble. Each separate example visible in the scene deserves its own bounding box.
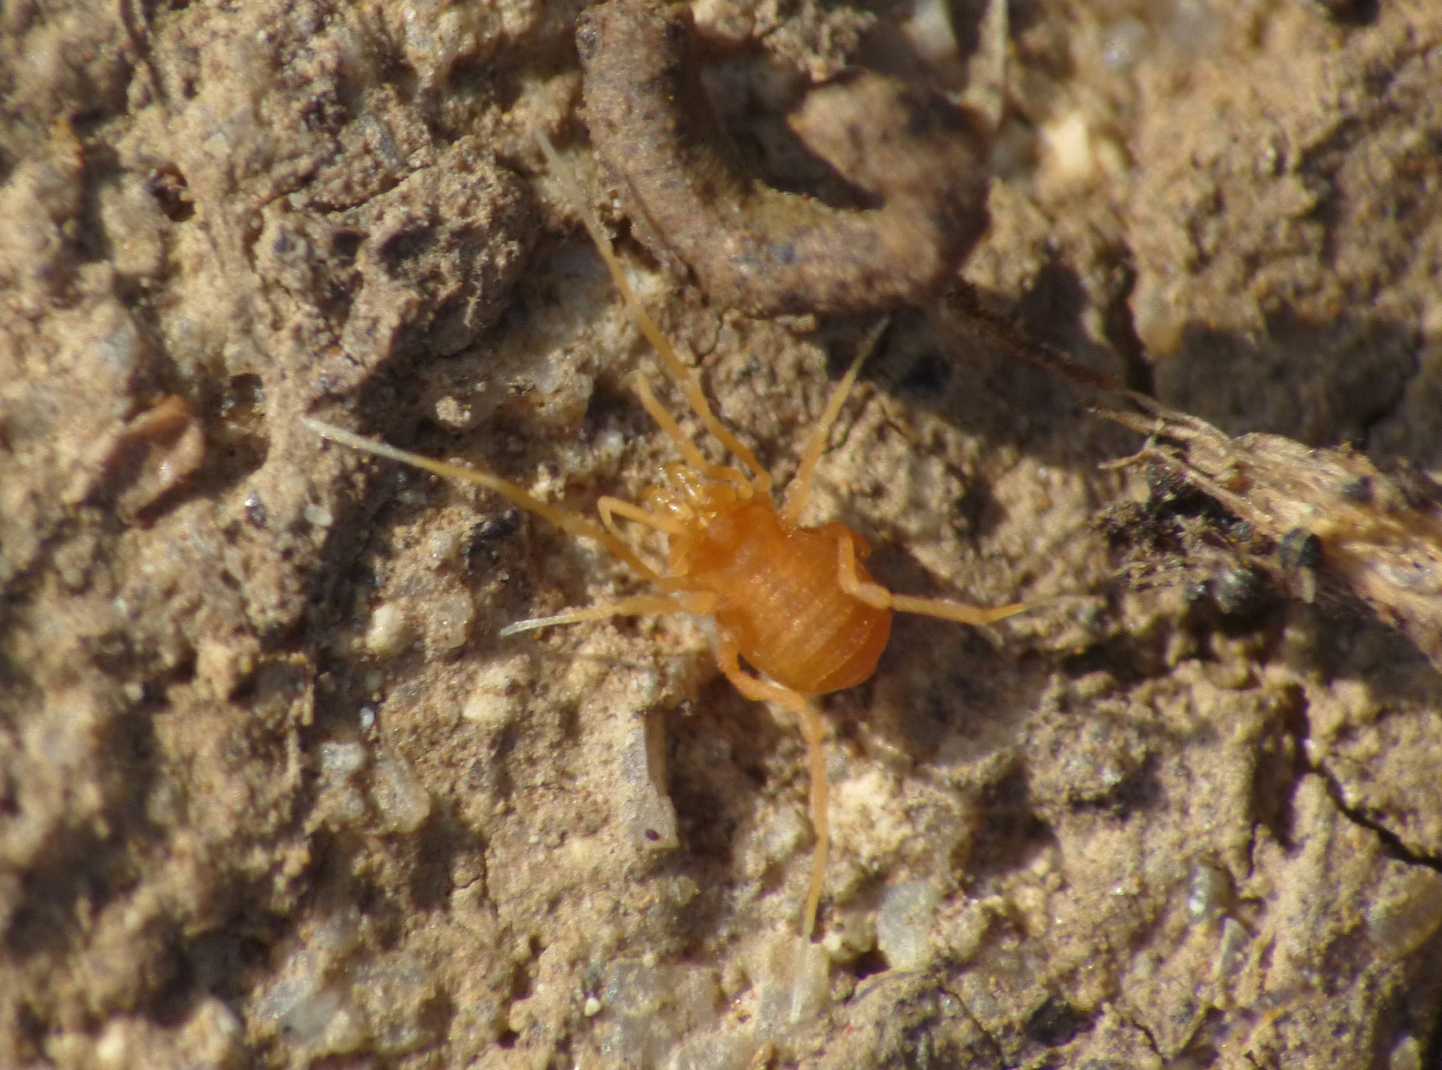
[876,881,940,970]
[433,395,473,430]
[304,503,334,528]
[460,655,532,730]
[426,590,474,654]
[370,748,431,833]
[1131,280,1186,357]
[365,602,413,657]
[821,906,876,964]
[318,740,368,779]
[1187,862,1231,922]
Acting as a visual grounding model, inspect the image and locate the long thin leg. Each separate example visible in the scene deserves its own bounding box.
[715,636,830,940]
[782,319,889,525]
[629,376,753,493]
[498,593,694,638]
[305,418,660,582]
[597,495,687,538]
[535,130,774,496]
[835,532,1031,626]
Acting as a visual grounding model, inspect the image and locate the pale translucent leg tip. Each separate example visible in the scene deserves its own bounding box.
[497,619,547,638]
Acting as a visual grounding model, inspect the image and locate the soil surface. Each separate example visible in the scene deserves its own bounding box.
[2,1,1440,1067]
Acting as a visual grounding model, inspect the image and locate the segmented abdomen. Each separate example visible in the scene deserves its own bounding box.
[690,504,892,695]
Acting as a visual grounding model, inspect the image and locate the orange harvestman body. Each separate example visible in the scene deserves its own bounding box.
[306,133,1030,938]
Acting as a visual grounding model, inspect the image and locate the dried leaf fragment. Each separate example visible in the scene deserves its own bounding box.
[78,394,206,521]
[1103,395,1442,673]
[577,0,991,316]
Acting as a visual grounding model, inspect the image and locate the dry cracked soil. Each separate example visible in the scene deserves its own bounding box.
[1,1,1441,1068]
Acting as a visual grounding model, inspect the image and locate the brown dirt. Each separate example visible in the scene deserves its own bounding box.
[1,1,1439,1067]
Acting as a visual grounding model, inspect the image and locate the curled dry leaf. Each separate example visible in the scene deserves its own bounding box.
[577,0,992,316]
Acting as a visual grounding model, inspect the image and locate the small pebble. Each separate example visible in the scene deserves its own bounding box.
[876,881,940,970]
[370,748,431,834]
[304,503,334,528]
[318,740,368,779]
[365,602,413,657]
[426,590,474,654]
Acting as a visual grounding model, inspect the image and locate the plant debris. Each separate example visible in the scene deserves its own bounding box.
[577,0,992,316]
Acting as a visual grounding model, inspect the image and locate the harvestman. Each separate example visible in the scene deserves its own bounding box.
[306,133,1032,937]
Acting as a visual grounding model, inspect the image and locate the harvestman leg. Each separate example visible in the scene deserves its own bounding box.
[499,593,699,638]
[782,319,889,526]
[835,534,1030,626]
[506,497,721,635]
[596,495,681,569]
[628,376,758,493]
[304,418,660,583]
[536,130,775,498]
[715,636,831,940]
[303,420,712,634]
[778,322,1031,627]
